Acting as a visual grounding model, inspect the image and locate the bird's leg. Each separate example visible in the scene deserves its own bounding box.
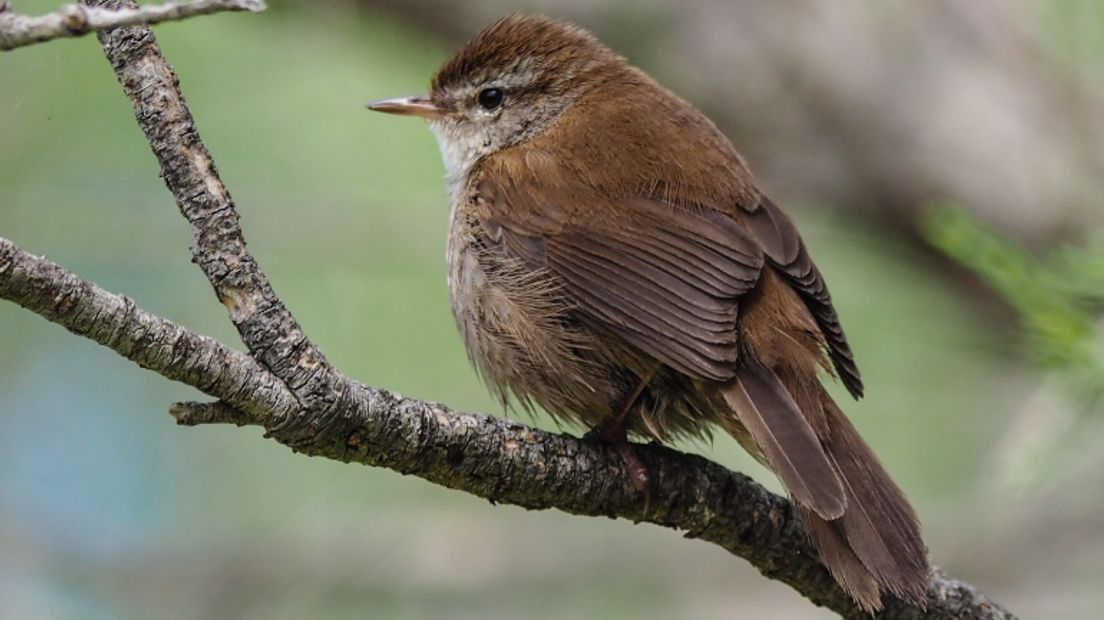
[596,416,648,493]
[589,365,658,494]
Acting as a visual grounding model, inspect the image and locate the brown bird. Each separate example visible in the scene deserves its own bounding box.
[369,14,930,611]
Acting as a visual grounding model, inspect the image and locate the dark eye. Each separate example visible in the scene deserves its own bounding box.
[477,87,504,110]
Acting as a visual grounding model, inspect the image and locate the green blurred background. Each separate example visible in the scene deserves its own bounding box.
[1,1,1102,618]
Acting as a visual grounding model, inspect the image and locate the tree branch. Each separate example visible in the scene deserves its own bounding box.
[0,238,1014,620]
[0,237,298,423]
[86,0,366,436]
[0,0,264,51]
[0,3,1017,618]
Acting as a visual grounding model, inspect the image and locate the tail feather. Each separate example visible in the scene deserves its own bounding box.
[822,397,930,602]
[721,362,846,520]
[720,363,930,612]
[797,505,881,611]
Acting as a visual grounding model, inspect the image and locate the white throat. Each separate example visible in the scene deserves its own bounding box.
[427,120,488,201]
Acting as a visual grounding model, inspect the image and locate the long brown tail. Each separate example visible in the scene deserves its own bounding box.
[720,363,930,612]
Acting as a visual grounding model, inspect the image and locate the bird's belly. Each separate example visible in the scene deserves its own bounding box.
[446,215,618,426]
[445,207,717,441]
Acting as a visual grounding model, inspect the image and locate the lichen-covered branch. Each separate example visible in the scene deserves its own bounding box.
[0,3,1017,618]
[85,0,366,434]
[0,237,298,422]
[0,0,264,51]
[0,237,1016,619]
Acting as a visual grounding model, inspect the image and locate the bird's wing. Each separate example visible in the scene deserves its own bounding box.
[473,157,868,520]
[473,159,862,397]
[473,166,763,382]
[741,197,863,397]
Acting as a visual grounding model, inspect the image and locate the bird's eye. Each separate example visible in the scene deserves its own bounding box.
[477,87,504,110]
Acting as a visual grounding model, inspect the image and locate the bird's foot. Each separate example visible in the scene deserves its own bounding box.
[586,420,651,512]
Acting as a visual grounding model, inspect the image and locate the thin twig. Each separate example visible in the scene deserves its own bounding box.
[87,0,361,438]
[0,0,265,51]
[0,237,297,421]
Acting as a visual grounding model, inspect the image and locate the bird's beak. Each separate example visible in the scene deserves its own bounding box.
[366,95,445,119]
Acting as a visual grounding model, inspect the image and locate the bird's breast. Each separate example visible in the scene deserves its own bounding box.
[445,197,618,422]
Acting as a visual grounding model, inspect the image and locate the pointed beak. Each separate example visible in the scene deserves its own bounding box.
[366,95,445,119]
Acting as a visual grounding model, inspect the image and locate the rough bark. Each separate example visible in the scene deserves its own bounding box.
[85,0,369,432]
[0,239,296,422]
[0,2,1017,618]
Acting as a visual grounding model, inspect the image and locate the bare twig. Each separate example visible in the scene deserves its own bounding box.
[0,0,264,51]
[86,0,363,437]
[0,237,298,421]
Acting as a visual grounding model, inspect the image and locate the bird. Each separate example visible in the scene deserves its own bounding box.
[367,14,930,612]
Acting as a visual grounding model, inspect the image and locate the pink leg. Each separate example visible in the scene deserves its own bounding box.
[592,366,657,493]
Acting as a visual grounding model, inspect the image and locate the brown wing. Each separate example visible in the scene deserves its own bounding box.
[743,196,864,398]
[475,176,763,382]
[474,163,861,393]
[476,169,854,518]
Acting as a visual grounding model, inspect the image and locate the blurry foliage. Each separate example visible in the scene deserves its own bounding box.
[925,206,1104,485]
[1032,0,1104,72]
[925,206,1104,396]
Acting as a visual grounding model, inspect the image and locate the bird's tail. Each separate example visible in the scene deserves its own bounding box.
[719,362,930,612]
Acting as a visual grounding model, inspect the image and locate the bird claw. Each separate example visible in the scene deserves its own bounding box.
[587,421,652,517]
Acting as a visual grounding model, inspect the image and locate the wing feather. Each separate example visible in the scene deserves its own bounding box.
[744,197,864,397]
[474,160,859,393]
